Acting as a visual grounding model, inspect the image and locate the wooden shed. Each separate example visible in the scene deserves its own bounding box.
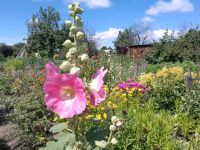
[129,44,151,60]
[117,44,152,61]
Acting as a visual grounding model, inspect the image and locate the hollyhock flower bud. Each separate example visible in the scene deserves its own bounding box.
[68,4,74,11]
[109,125,117,131]
[95,140,107,148]
[70,26,78,34]
[69,11,75,17]
[69,47,78,54]
[69,32,74,38]
[79,54,89,61]
[116,121,123,127]
[70,67,81,75]
[76,20,83,27]
[59,61,71,70]
[76,31,84,39]
[74,2,80,8]
[75,16,81,22]
[111,138,118,145]
[75,8,84,14]
[66,52,72,59]
[63,40,73,48]
[111,116,118,124]
[35,53,41,58]
[65,20,72,28]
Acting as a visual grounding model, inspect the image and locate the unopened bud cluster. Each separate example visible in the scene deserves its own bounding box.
[95,116,122,148]
[61,2,89,75]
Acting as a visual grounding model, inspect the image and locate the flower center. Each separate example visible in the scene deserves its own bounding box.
[61,88,76,100]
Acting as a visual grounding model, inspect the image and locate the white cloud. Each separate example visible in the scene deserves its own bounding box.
[146,0,194,15]
[94,28,122,40]
[65,0,111,9]
[92,28,122,47]
[152,29,178,40]
[142,17,154,22]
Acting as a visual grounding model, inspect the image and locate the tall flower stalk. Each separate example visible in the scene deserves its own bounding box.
[41,2,110,150]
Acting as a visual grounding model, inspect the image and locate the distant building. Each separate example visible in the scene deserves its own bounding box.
[117,44,152,61]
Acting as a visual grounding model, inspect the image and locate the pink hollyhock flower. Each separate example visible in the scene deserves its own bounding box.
[45,62,59,80]
[43,62,86,118]
[89,67,107,106]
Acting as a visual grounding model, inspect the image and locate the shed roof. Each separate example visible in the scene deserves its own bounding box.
[129,44,152,48]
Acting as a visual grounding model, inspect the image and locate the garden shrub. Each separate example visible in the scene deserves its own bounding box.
[146,61,198,73]
[112,100,200,150]
[4,58,25,72]
[139,66,200,116]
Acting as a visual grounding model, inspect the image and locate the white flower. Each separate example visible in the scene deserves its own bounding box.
[75,16,81,22]
[59,61,71,70]
[70,67,81,75]
[65,20,72,28]
[75,8,84,14]
[95,140,107,148]
[76,19,83,27]
[35,53,41,58]
[111,138,118,145]
[116,121,122,127]
[79,54,89,61]
[69,47,78,54]
[66,52,72,59]
[109,125,117,131]
[76,31,84,39]
[69,11,75,17]
[70,26,78,34]
[111,116,118,124]
[74,2,80,8]
[62,40,73,48]
[68,4,74,11]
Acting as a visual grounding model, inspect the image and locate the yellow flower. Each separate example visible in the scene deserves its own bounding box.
[103,113,107,119]
[128,93,132,97]
[39,137,45,141]
[112,103,118,109]
[100,107,105,110]
[85,114,94,119]
[96,114,102,120]
[122,93,126,98]
[107,101,112,108]
[53,116,58,122]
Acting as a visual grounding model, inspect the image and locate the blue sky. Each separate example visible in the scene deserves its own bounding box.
[0,0,200,47]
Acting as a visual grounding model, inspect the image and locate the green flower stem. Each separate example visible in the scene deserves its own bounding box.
[73,15,80,67]
[106,130,113,146]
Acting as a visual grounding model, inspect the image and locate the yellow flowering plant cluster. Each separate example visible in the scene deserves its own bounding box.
[80,83,146,123]
[139,66,185,87]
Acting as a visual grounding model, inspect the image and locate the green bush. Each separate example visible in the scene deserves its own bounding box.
[112,100,200,150]
[4,58,25,72]
[146,61,198,74]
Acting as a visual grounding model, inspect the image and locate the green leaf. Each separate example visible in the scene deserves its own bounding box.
[39,141,65,150]
[50,123,68,133]
[39,132,76,150]
[86,127,109,148]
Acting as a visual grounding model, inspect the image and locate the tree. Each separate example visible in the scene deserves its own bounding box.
[0,44,13,57]
[26,6,68,58]
[113,28,134,48]
[146,26,200,63]
[176,27,200,62]
[12,42,26,56]
[83,26,98,57]
[113,23,152,48]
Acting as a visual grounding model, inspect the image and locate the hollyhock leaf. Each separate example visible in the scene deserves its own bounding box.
[50,123,68,133]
